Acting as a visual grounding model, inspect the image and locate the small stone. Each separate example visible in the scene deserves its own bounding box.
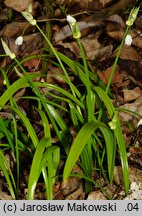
[87,190,107,200]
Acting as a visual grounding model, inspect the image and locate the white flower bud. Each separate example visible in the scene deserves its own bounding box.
[108,121,116,130]
[125,34,132,46]
[108,112,118,130]
[1,39,16,59]
[126,7,139,26]
[21,11,36,25]
[15,36,23,46]
[28,3,33,13]
[3,79,6,85]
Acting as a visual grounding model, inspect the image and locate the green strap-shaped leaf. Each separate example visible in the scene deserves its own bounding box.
[63,122,109,181]
[27,137,50,200]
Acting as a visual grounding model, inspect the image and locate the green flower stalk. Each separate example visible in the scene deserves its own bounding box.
[66,14,95,124]
[106,6,139,94]
[98,6,139,122]
[66,14,89,83]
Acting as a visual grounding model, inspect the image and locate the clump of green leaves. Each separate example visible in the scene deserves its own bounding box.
[0,5,140,199]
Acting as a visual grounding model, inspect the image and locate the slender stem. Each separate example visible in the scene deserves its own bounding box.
[36,24,75,97]
[97,25,130,122]
[105,25,129,94]
[41,0,54,78]
[14,58,50,117]
[77,38,95,122]
[77,39,90,86]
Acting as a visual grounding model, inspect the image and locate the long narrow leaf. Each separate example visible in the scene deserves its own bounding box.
[94,86,129,193]
[0,150,16,199]
[11,107,39,148]
[27,137,50,200]
[41,146,60,199]
[63,122,110,181]
[37,109,51,145]
[99,126,116,183]
[0,74,39,109]
[0,118,15,152]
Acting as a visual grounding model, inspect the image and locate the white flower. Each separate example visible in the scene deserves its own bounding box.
[66,15,76,25]
[125,34,132,46]
[1,39,16,59]
[137,119,142,127]
[15,36,23,46]
[66,14,81,39]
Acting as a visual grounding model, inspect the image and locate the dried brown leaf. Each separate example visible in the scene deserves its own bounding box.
[56,0,112,10]
[57,34,102,58]
[97,65,123,85]
[4,0,32,12]
[122,88,141,102]
[87,44,113,61]
[112,45,141,61]
[132,31,142,49]
[54,20,104,42]
[0,22,31,37]
[119,96,142,123]
[21,33,43,55]
[57,37,112,61]
[105,14,125,27]
[23,50,42,70]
